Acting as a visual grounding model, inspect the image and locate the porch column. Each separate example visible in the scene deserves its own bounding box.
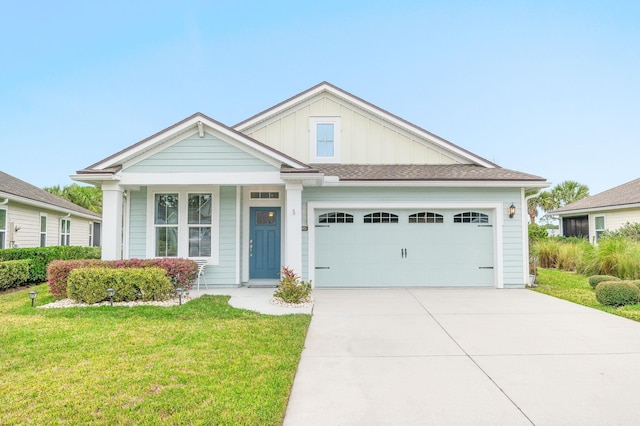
[101,183,123,260]
[284,183,303,275]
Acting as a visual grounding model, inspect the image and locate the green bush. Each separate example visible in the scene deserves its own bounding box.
[0,260,30,290]
[588,275,620,289]
[67,267,172,304]
[528,223,549,244]
[274,266,312,304]
[580,237,640,279]
[595,281,640,306]
[0,246,101,283]
[532,238,592,271]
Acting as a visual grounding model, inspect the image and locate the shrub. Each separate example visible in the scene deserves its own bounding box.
[0,246,101,283]
[588,275,621,289]
[532,238,592,271]
[528,223,549,244]
[67,267,173,304]
[601,222,640,242]
[580,237,640,279]
[0,260,30,291]
[595,281,640,307]
[48,258,198,299]
[274,266,312,304]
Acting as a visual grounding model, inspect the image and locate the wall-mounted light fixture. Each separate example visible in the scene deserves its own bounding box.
[509,203,516,219]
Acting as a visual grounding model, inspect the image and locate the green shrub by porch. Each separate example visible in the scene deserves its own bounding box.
[588,275,621,289]
[67,267,172,304]
[0,259,30,290]
[595,281,640,307]
[0,246,101,283]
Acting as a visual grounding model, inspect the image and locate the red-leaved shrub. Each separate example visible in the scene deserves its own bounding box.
[47,258,198,299]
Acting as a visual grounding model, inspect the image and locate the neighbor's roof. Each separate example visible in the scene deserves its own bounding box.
[553,178,640,214]
[310,164,546,182]
[0,171,100,218]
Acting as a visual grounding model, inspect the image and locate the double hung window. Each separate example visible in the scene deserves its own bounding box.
[40,214,47,247]
[0,209,6,249]
[309,117,341,163]
[60,218,71,246]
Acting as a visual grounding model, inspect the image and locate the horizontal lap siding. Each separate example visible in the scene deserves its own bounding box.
[124,133,279,173]
[207,186,237,285]
[302,186,526,288]
[128,187,147,258]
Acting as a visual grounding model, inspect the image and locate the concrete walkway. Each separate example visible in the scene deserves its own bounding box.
[189,287,313,315]
[283,288,640,425]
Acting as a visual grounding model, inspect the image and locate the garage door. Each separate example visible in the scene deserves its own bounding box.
[314,209,494,287]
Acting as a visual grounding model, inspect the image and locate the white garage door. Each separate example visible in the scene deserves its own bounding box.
[314,209,495,287]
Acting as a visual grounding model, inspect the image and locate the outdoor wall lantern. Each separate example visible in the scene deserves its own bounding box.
[176,288,184,306]
[509,203,516,219]
[28,291,38,307]
[106,288,115,306]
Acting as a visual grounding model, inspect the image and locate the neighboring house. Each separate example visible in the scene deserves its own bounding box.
[553,178,640,243]
[72,82,547,288]
[0,171,101,249]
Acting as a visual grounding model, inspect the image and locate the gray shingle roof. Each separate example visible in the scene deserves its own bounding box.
[553,178,640,213]
[0,171,100,218]
[308,164,545,182]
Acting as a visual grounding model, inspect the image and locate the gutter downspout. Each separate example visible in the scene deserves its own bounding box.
[0,198,8,205]
[524,189,542,286]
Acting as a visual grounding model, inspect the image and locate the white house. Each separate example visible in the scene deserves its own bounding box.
[0,171,101,249]
[72,82,547,288]
[553,178,640,243]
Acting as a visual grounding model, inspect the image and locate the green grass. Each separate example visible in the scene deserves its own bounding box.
[533,268,640,322]
[0,284,311,425]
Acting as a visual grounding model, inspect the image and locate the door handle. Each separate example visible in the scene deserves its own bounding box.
[401,248,407,258]
[249,239,253,257]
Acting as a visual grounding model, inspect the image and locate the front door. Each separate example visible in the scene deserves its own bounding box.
[249,207,281,279]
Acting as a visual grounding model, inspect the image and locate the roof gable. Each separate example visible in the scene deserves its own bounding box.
[77,113,310,177]
[234,82,497,168]
[554,178,640,214]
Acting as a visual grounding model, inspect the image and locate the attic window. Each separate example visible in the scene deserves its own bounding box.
[309,117,341,163]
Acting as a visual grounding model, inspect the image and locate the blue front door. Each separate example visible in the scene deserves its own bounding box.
[250,207,281,279]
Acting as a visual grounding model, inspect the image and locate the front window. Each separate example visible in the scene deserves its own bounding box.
[595,216,605,242]
[309,117,341,163]
[188,193,212,257]
[88,222,93,247]
[60,218,71,246]
[40,214,47,247]
[154,194,179,257]
[0,209,6,249]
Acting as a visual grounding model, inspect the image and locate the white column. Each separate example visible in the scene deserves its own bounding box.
[284,183,303,275]
[101,183,124,260]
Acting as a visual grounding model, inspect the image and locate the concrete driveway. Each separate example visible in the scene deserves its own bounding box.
[283,288,640,425]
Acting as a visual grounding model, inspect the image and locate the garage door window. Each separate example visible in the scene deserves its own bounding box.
[408,212,443,223]
[319,212,354,223]
[364,212,398,223]
[454,212,488,223]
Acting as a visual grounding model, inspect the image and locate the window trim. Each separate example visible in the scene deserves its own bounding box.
[0,207,6,249]
[60,217,71,246]
[309,116,341,163]
[146,187,220,264]
[40,213,47,247]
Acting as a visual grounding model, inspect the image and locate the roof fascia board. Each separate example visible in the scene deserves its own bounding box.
[555,203,640,216]
[0,192,101,220]
[319,180,550,188]
[235,82,495,168]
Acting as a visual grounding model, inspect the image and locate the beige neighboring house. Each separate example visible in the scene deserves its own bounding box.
[553,178,640,243]
[0,171,101,249]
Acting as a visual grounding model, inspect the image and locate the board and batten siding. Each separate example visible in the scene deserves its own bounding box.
[243,94,461,165]
[126,186,239,286]
[123,133,279,174]
[301,186,525,288]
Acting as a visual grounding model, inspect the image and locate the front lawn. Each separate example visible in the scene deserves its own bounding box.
[533,268,640,322]
[0,284,311,425]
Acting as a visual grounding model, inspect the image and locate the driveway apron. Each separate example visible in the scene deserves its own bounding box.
[283,288,640,425]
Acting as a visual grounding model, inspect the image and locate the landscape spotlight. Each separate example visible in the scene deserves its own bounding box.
[176,287,184,306]
[106,288,115,306]
[28,291,38,307]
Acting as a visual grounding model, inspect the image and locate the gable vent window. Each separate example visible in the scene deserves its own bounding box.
[409,212,444,223]
[364,212,399,224]
[319,212,354,224]
[454,212,489,224]
[309,117,341,163]
[250,192,280,199]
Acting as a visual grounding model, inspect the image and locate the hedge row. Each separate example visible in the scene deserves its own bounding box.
[0,246,101,283]
[67,267,173,304]
[48,258,198,298]
[0,260,30,291]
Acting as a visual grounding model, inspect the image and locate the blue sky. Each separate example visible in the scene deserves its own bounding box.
[1,1,638,195]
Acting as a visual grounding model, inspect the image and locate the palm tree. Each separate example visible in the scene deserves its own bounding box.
[526,190,555,224]
[44,184,102,214]
[551,180,589,207]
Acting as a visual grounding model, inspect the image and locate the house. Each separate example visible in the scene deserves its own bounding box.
[72,82,547,288]
[0,171,101,249]
[553,178,640,243]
